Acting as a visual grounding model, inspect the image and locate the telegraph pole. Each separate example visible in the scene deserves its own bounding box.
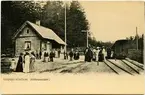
[136,27,138,50]
[64,1,67,59]
[87,30,88,47]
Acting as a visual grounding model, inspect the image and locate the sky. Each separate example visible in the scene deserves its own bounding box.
[80,1,144,42]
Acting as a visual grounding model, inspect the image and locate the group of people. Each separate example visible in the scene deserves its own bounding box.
[43,49,60,62]
[35,49,61,62]
[63,46,109,63]
[69,49,80,61]
[10,46,113,73]
[10,49,62,73]
[63,49,80,61]
[84,46,107,64]
[11,52,35,73]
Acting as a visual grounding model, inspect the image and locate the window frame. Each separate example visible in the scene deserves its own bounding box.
[24,41,31,50]
[26,29,29,34]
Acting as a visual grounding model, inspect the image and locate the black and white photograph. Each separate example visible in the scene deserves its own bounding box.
[0,0,144,94]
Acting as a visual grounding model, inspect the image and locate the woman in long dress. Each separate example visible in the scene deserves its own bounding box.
[10,59,16,71]
[75,50,80,60]
[102,46,107,61]
[30,52,35,72]
[96,47,100,65]
[92,48,96,61]
[85,48,93,62]
[84,48,88,62]
[23,52,30,73]
[15,53,23,72]
[99,49,103,62]
[69,49,74,61]
[50,50,54,62]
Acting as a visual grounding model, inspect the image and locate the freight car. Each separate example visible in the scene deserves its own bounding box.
[110,39,128,59]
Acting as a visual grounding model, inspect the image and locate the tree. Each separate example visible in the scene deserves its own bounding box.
[126,35,143,50]
[40,1,90,47]
[1,1,43,52]
[2,1,43,26]
[41,1,65,39]
[1,1,90,52]
[66,1,89,47]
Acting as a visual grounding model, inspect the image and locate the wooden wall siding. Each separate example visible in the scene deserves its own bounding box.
[18,26,37,37]
[15,26,52,56]
[15,26,41,56]
[15,37,41,56]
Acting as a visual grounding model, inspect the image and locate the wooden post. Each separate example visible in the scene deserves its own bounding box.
[87,30,88,47]
[136,27,138,50]
[64,2,67,59]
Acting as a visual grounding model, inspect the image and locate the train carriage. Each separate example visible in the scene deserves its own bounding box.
[111,39,128,59]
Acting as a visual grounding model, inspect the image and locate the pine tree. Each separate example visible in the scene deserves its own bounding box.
[67,1,89,47]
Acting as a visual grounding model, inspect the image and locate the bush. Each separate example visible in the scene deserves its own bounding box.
[127,49,143,64]
[1,58,11,73]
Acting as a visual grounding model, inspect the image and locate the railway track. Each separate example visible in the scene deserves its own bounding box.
[35,58,143,75]
[103,61,119,75]
[105,59,143,75]
[121,60,139,74]
[125,59,144,70]
[106,59,133,75]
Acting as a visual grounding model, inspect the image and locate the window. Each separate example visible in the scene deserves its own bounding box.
[44,43,47,50]
[27,29,29,34]
[25,41,31,50]
[42,42,47,50]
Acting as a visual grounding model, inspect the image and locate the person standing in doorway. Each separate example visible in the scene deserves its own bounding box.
[58,49,61,58]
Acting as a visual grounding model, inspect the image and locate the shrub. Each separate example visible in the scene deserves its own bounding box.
[127,49,143,64]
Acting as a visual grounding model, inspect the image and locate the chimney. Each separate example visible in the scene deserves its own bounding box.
[35,20,40,26]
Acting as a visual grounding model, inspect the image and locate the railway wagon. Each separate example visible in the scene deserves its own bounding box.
[111,39,129,59]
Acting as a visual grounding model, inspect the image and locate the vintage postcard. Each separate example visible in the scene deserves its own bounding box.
[0,0,144,94]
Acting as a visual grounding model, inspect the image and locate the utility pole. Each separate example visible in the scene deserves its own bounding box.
[87,30,88,47]
[64,1,67,59]
[136,27,138,50]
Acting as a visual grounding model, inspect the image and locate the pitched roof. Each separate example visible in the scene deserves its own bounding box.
[111,39,128,48]
[115,39,128,44]
[13,21,66,45]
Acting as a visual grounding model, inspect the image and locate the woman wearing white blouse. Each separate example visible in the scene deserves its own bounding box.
[23,52,30,73]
